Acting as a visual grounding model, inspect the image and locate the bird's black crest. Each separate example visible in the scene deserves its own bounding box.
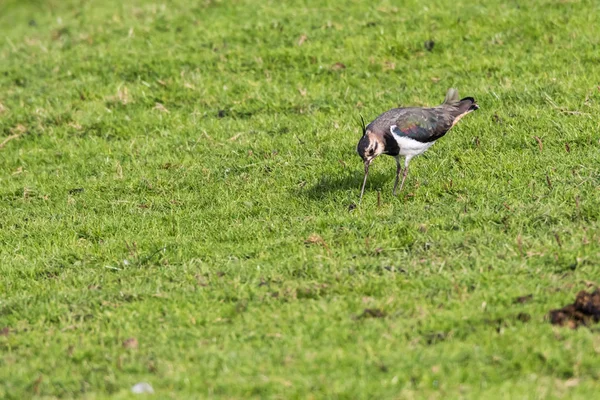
[359,114,366,136]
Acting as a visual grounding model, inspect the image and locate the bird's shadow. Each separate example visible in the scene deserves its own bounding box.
[300,170,392,201]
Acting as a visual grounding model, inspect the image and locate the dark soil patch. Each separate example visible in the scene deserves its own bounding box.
[549,289,600,329]
[516,312,531,322]
[356,308,386,320]
[383,266,407,274]
[514,294,533,304]
[424,331,447,345]
[485,312,531,333]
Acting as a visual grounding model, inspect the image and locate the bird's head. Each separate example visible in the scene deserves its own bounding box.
[356,132,383,164]
[356,116,383,203]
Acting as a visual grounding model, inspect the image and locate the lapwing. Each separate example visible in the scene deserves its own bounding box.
[356,88,478,202]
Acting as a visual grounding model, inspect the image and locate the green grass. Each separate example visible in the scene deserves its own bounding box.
[1,0,600,398]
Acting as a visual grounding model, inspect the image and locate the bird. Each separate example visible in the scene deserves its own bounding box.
[356,88,479,202]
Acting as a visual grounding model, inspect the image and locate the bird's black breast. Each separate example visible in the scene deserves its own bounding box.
[383,133,400,156]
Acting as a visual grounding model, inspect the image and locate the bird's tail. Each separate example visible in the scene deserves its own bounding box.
[443,88,479,115]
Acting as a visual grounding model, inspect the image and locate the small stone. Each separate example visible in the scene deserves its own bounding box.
[131,382,154,394]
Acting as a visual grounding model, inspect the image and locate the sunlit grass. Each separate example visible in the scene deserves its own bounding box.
[1,0,600,398]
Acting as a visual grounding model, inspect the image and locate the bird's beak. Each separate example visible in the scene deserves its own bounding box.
[359,159,371,204]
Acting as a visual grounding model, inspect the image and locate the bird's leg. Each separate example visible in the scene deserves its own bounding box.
[392,156,402,196]
[398,166,409,193]
[397,156,412,194]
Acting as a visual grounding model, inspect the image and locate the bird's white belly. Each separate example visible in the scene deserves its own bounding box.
[394,136,435,157]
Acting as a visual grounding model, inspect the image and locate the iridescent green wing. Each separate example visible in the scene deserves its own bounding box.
[391,109,452,143]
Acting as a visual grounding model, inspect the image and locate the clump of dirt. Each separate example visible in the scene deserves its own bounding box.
[549,289,600,329]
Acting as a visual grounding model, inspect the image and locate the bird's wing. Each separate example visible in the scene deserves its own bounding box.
[390,108,453,143]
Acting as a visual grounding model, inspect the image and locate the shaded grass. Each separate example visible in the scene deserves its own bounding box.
[1,0,600,398]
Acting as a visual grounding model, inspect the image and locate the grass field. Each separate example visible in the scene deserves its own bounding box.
[1,0,600,398]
